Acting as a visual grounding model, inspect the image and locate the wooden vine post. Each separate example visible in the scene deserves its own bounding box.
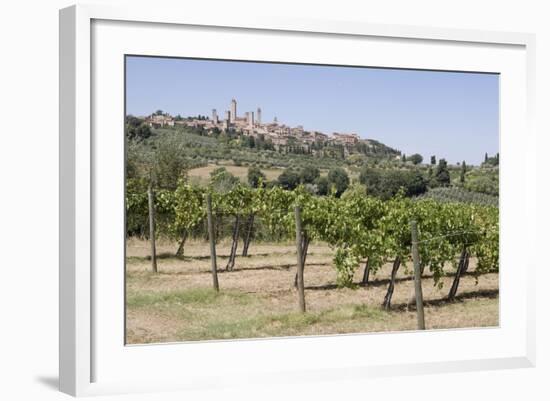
[206,193,219,292]
[411,220,425,330]
[147,182,158,273]
[242,214,254,257]
[448,247,470,301]
[382,257,401,309]
[294,205,306,313]
[361,259,370,285]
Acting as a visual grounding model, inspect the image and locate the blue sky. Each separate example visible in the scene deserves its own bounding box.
[126,56,499,165]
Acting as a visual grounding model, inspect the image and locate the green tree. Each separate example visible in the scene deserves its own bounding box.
[125,115,152,142]
[359,167,427,199]
[464,174,499,196]
[277,168,300,190]
[327,167,350,196]
[483,153,499,167]
[315,176,330,195]
[299,166,320,184]
[460,161,467,184]
[247,166,266,188]
[129,132,188,190]
[341,183,367,199]
[408,153,423,165]
[210,167,240,193]
[359,167,382,194]
[430,155,436,165]
[435,159,451,186]
[406,171,428,196]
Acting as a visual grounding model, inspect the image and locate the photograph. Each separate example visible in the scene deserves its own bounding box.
[124,56,499,345]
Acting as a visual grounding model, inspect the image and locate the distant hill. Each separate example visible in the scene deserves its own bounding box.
[148,126,401,171]
[361,139,401,158]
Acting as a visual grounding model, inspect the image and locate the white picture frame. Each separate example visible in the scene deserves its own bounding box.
[59,4,536,397]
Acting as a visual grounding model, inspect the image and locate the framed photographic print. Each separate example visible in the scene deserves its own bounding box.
[60,4,536,397]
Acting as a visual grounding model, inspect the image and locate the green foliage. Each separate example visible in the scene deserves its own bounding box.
[417,187,498,207]
[299,166,320,184]
[464,169,499,196]
[149,134,189,190]
[315,176,329,196]
[145,125,401,176]
[172,182,206,238]
[277,168,301,190]
[359,167,427,199]
[247,166,266,188]
[434,159,450,186]
[460,161,467,183]
[408,153,423,165]
[126,130,192,190]
[127,170,499,289]
[209,167,240,193]
[126,177,149,237]
[472,206,499,274]
[125,115,153,142]
[341,183,367,199]
[327,167,349,197]
[334,246,361,287]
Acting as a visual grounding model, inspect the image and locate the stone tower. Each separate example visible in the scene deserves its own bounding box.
[230,99,237,123]
[224,110,230,130]
[248,111,254,127]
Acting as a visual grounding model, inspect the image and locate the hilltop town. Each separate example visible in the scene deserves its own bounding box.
[127,97,498,206]
[144,98,384,155]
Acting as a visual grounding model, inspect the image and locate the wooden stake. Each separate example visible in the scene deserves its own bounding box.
[411,220,425,330]
[294,206,306,312]
[449,248,469,301]
[206,194,219,292]
[147,182,157,273]
[382,257,401,309]
[362,258,370,285]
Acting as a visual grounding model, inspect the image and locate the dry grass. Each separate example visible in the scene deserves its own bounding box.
[185,163,360,185]
[126,239,499,344]
[187,164,283,185]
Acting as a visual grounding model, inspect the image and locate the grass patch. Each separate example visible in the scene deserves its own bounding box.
[126,252,181,264]
[181,303,389,341]
[127,287,250,308]
[351,304,387,319]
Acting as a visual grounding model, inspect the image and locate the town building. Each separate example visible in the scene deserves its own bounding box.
[332,132,360,145]
[146,113,175,128]
[156,98,374,152]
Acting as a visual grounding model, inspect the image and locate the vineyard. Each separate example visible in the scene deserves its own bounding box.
[126,179,499,342]
[417,187,498,207]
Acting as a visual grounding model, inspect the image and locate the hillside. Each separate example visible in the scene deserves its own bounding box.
[148,126,401,172]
